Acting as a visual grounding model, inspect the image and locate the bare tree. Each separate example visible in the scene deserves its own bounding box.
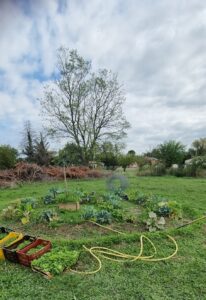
[40,47,130,163]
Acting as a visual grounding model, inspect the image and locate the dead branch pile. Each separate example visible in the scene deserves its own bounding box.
[0,162,104,187]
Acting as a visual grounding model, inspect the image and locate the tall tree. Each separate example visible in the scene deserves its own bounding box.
[191,138,206,156]
[40,47,130,164]
[21,121,36,162]
[34,133,52,166]
[118,154,135,172]
[145,140,186,168]
[97,141,122,169]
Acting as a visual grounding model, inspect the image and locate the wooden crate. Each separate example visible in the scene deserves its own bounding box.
[58,202,80,211]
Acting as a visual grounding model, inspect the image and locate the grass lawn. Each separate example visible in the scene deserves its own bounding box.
[0,174,206,300]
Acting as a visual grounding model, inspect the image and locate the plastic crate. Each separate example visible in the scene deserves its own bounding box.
[3,235,36,264]
[17,238,52,267]
[0,232,23,260]
[0,226,13,240]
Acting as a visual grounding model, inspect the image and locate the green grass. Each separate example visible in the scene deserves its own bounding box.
[0,175,206,300]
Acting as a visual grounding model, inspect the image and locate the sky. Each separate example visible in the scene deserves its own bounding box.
[0,0,206,154]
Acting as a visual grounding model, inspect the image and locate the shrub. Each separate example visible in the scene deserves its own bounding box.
[151,163,166,176]
[168,167,185,177]
[0,145,18,170]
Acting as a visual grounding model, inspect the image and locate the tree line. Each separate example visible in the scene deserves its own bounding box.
[1,134,206,172]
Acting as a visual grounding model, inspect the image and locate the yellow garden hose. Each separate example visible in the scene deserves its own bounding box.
[70,233,178,275]
[70,215,205,275]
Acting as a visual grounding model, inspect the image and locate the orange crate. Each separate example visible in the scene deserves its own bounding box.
[17,238,52,267]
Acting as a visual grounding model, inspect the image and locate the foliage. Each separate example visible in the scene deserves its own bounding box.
[145,212,166,232]
[31,248,80,275]
[40,48,130,163]
[145,140,186,168]
[1,199,35,224]
[21,120,36,163]
[34,133,52,166]
[118,154,135,172]
[1,205,19,220]
[43,194,55,205]
[191,137,206,156]
[127,150,136,156]
[20,197,37,209]
[168,166,185,177]
[135,192,149,206]
[54,143,83,166]
[39,210,59,223]
[135,192,182,220]
[80,191,96,204]
[100,153,119,170]
[151,163,166,176]
[43,187,65,204]
[0,145,18,170]
[96,210,112,224]
[81,206,97,220]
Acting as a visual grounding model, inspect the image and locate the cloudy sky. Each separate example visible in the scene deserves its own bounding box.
[0,0,206,153]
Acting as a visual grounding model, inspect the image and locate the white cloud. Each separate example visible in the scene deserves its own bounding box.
[0,0,206,153]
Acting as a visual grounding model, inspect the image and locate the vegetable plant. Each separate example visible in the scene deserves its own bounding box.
[31,248,80,275]
[145,212,166,232]
[96,210,112,224]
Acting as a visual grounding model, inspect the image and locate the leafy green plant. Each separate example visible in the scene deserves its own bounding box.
[82,206,97,221]
[145,212,166,232]
[39,210,59,223]
[114,188,129,201]
[31,248,80,275]
[155,202,171,217]
[96,210,112,224]
[1,205,19,220]
[43,194,55,205]
[111,209,124,221]
[49,187,59,199]
[21,197,37,208]
[80,192,96,204]
[135,192,149,206]
[102,192,122,209]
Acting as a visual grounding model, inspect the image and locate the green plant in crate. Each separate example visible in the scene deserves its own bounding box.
[32,248,80,275]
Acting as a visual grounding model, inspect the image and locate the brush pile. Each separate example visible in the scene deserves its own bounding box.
[0,162,104,187]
